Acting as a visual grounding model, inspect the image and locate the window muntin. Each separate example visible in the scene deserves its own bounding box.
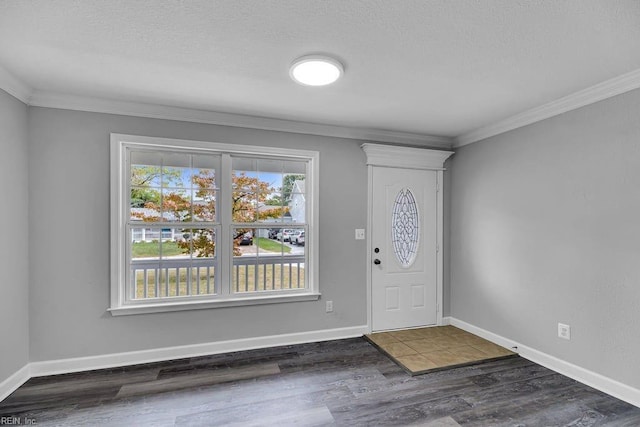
[111,135,318,314]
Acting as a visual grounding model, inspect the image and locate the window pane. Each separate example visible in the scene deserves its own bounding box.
[130,151,163,188]
[130,230,159,258]
[192,189,216,222]
[193,155,219,190]
[282,163,305,224]
[259,201,287,222]
[191,155,218,223]
[130,152,163,215]
[180,227,217,259]
[257,162,286,221]
[160,188,190,222]
[232,227,255,256]
[232,157,258,223]
[288,185,305,224]
[233,192,257,223]
[161,152,191,189]
[253,159,285,221]
[232,226,305,293]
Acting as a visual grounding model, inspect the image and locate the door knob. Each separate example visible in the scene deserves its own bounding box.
[374,259,381,265]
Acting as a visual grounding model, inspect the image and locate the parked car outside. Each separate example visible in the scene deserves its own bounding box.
[276,229,295,242]
[293,231,305,246]
[268,228,280,239]
[239,232,253,245]
[290,230,303,245]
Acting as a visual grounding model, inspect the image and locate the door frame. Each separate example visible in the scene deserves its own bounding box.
[362,143,454,333]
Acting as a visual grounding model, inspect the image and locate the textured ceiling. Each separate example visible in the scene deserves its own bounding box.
[1,0,640,142]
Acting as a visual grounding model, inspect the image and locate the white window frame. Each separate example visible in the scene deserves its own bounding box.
[110,134,320,316]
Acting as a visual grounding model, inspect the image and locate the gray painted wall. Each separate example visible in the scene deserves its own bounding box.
[0,90,29,382]
[449,88,640,389]
[28,107,368,361]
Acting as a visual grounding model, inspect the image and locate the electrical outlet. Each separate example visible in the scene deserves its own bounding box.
[355,229,365,240]
[326,300,333,313]
[558,323,571,340]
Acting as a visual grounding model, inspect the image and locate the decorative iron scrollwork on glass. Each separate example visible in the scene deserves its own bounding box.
[391,188,419,267]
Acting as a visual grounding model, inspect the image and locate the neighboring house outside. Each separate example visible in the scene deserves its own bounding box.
[288,179,305,224]
[130,207,178,242]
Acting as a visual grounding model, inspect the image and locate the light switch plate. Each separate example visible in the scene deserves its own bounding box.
[355,229,366,240]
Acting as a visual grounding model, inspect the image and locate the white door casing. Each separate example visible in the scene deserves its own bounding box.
[362,144,454,332]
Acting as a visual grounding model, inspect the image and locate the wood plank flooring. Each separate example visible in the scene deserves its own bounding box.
[1,337,638,426]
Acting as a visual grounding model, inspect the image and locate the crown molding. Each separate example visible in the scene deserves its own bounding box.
[361,143,454,170]
[28,91,453,149]
[455,67,640,147]
[8,66,640,149]
[0,65,33,104]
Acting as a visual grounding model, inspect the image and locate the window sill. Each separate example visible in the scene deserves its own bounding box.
[108,292,321,316]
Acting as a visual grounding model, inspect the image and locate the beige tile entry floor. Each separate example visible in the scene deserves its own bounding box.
[364,326,517,375]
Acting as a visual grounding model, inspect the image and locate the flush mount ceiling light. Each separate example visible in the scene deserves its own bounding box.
[290,55,344,86]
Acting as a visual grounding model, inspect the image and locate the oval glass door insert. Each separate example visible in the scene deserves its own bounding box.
[391,188,419,267]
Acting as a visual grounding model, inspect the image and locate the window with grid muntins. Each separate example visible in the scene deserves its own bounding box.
[110,134,319,315]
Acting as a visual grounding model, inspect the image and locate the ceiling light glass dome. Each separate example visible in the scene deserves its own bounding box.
[290,55,344,86]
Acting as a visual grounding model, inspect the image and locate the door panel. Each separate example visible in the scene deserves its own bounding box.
[411,285,425,308]
[385,287,400,310]
[372,167,437,331]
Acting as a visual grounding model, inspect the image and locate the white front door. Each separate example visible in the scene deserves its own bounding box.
[371,166,438,331]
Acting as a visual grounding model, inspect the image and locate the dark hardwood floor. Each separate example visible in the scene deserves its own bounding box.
[1,337,638,426]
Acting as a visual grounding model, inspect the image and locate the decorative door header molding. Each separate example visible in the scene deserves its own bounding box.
[361,143,454,170]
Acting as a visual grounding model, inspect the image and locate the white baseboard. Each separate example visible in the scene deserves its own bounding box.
[28,325,368,378]
[448,317,640,408]
[0,364,30,402]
